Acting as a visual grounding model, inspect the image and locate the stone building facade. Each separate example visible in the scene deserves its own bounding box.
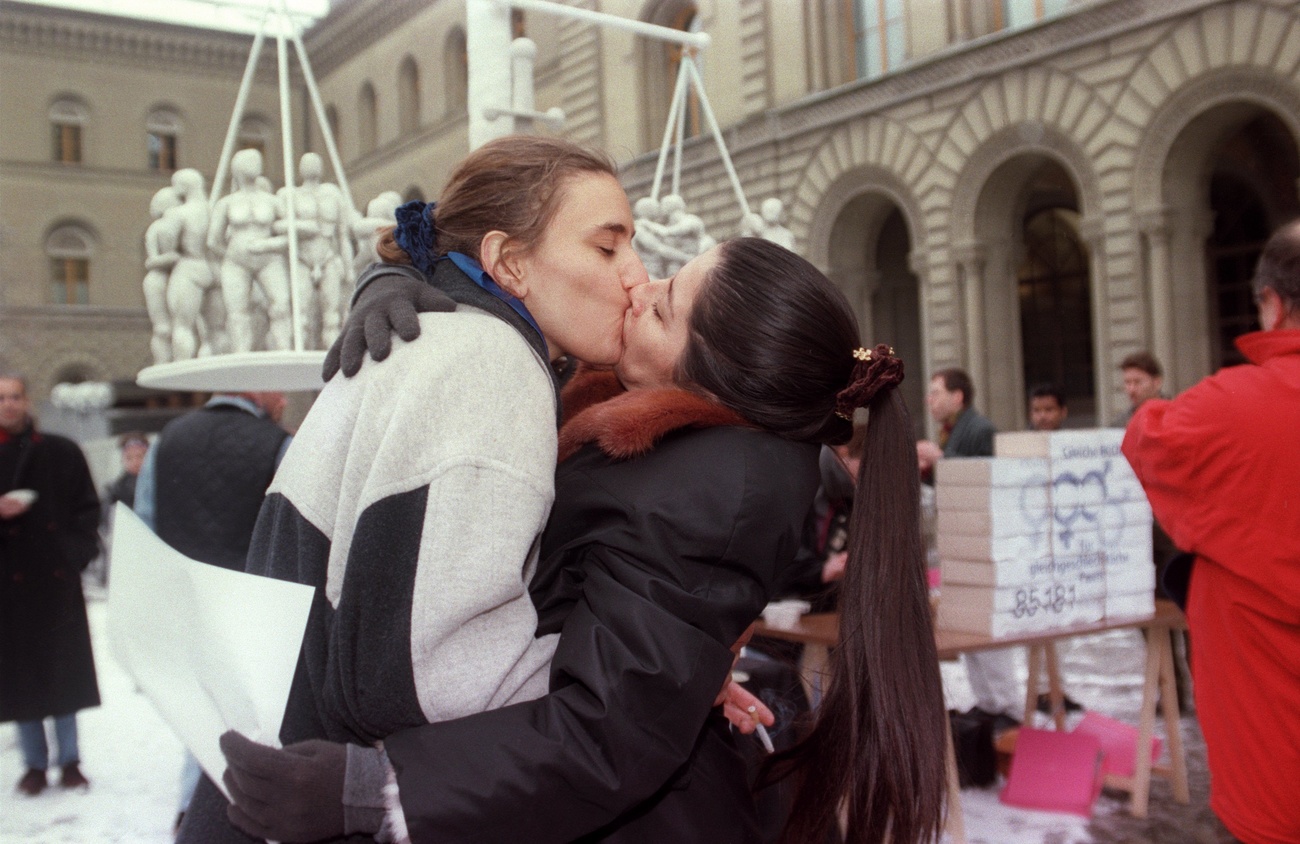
[3,0,1297,433]
[0,2,299,404]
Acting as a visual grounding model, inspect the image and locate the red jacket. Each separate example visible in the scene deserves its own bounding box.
[1123,329,1300,844]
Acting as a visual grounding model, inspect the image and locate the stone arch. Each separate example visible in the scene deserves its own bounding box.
[949,121,1102,245]
[1121,0,1300,173]
[1129,67,1300,387]
[32,352,109,400]
[934,66,1118,209]
[1132,68,1300,213]
[803,164,926,422]
[792,117,933,263]
[945,127,1100,427]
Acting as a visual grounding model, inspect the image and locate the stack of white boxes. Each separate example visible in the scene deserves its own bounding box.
[935,429,1156,637]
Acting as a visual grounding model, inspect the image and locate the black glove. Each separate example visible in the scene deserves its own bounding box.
[221,730,347,843]
[323,272,456,381]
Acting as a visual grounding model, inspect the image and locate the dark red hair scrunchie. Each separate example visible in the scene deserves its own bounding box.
[834,343,904,419]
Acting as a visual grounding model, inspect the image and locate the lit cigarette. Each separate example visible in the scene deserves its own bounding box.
[754,723,775,754]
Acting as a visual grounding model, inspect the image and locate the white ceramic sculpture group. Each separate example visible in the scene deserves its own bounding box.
[143,149,401,364]
[632,194,794,279]
[147,152,794,364]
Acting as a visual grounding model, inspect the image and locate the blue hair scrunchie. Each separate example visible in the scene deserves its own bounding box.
[393,199,439,275]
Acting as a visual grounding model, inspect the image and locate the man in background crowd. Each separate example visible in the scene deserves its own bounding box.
[134,391,290,827]
[1027,383,1068,432]
[918,369,1020,720]
[1123,219,1300,843]
[103,432,149,513]
[1114,351,1164,427]
[0,373,101,795]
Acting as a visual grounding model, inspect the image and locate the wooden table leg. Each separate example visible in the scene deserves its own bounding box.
[1130,625,1163,818]
[1023,644,1044,725]
[1044,641,1066,731]
[1157,628,1191,803]
[944,711,968,844]
[798,643,830,709]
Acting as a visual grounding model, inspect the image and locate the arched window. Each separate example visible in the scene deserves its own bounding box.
[238,114,272,157]
[848,0,907,80]
[146,106,182,171]
[46,223,95,305]
[444,27,468,116]
[640,1,700,149]
[398,55,421,134]
[358,83,378,155]
[49,96,88,164]
[1000,0,1070,30]
[1018,207,1094,417]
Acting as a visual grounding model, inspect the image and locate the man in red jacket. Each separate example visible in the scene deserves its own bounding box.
[1123,220,1300,844]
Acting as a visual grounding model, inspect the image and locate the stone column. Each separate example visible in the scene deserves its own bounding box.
[952,241,987,409]
[1137,207,1175,378]
[860,268,882,339]
[909,248,935,438]
[1078,215,1112,425]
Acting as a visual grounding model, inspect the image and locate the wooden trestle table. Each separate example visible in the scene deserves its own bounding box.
[753,599,1191,842]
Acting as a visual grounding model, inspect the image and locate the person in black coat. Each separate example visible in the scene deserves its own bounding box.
[222,239,950,844]
[0,374,101,795]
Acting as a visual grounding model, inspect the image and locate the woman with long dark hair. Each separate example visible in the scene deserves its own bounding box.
[222,237,948,843]
[177,134,647,843]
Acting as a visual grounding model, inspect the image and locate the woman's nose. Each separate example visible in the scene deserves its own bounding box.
[621,251,650,290]
[628,278,657,316]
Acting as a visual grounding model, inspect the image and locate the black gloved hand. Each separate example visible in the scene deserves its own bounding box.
[221,729,347,843]
[323,274,456,381]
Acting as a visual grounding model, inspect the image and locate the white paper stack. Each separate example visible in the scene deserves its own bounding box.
[934,430,1159,635]
[934,457,1099,636]
[997,429,1156,620]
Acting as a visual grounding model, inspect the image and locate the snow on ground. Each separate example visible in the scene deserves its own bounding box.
[2,590,1169,844]
[1,594,183,843]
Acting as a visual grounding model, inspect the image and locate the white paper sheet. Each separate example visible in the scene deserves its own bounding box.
[106,503,315,802]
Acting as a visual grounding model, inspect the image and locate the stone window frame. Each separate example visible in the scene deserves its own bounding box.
[398,55,421,134]
[358,82,378,155]
[146,106,183,172]
[49,96,88,165]
[843,0,908,82]
[46,222,96,306]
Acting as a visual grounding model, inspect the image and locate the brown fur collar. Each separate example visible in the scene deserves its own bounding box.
[558,368,751,462]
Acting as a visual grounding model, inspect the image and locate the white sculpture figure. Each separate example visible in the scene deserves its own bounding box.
[207,148,292,353]
[276,152,353,348]
[165,168,220,361]
[657,194,714,276]
[351,190,403,282]
[632,196,689,280]
[631,193,702,276]
[739,210,765,238]
[757,197,795,251]
[143,186,182,364]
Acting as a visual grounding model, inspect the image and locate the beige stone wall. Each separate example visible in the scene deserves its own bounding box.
[0,4,301,401]
[617,0,1300,429]
[6,0,1297,429]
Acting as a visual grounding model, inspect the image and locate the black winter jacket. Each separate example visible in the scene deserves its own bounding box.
[0,423,102,722]
[385,373,821,843]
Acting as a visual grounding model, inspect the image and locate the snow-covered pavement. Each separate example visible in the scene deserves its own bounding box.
[2,589,1204,844]
[1,595,183,843]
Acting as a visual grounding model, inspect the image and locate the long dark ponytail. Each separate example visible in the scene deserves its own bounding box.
[688,239,947,843]
[776,387,947,844]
